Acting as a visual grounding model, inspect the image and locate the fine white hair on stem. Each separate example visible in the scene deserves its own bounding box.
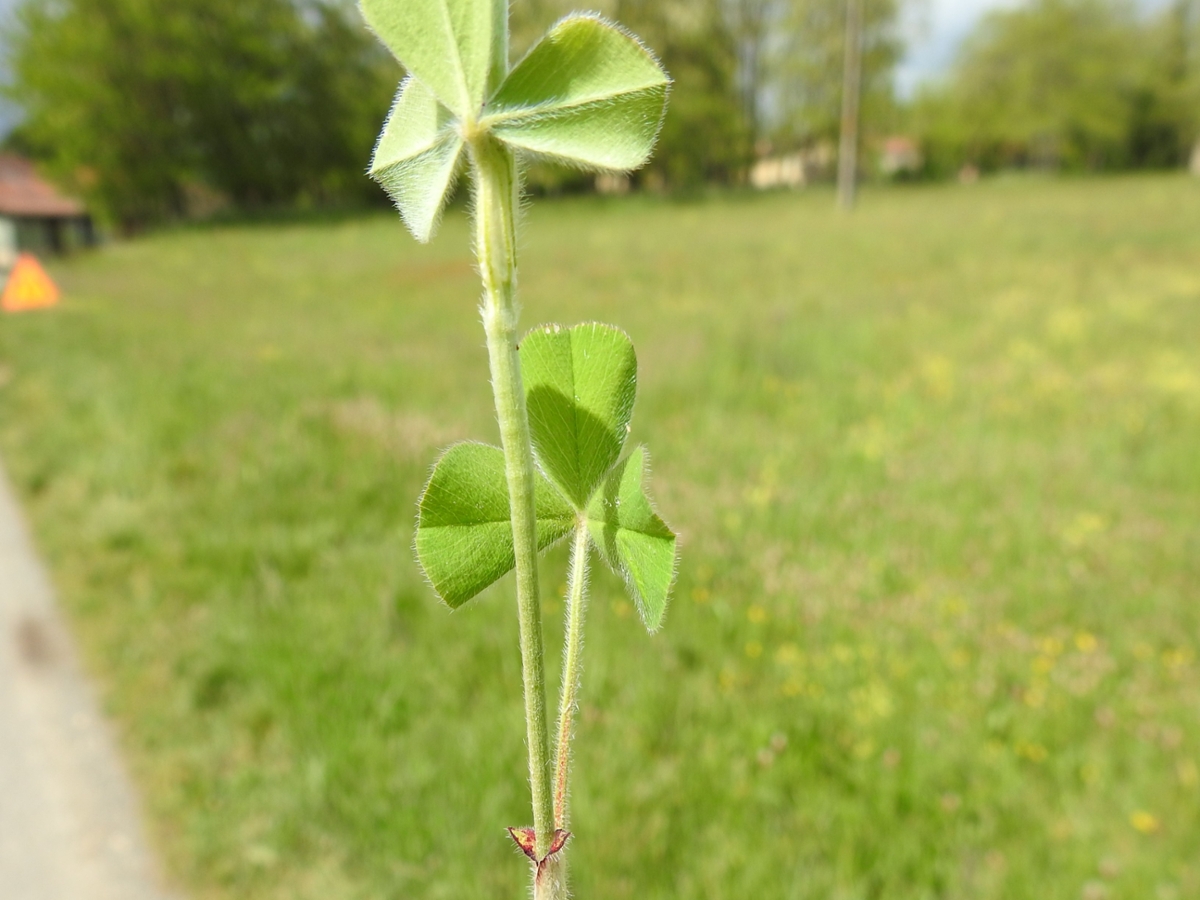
[553,523,593,828]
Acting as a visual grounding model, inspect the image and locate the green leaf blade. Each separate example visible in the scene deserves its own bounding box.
[416,442,574,608]
[370,78,464,242]
[586,446,677,632]
[486,15,670,171]
[360,0,499,118]
[521,323,637,509]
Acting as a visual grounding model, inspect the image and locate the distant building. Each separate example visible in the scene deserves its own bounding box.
[0,155,94,260]
[748,141,842,190]
[879,136,922,178]
[750,153,807,190]
[595,172,631,195]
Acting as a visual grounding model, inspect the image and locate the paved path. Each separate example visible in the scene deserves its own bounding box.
[0,462,176,900]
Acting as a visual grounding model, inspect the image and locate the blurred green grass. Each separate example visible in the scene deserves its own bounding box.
[1,175,1198,900]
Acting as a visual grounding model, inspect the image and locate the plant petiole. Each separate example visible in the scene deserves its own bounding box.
[554,521,593,829]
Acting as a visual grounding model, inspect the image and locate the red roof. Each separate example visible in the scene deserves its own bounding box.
[0,155,86,218]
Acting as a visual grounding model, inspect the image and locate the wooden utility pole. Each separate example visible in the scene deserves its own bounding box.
[837,0,864,211]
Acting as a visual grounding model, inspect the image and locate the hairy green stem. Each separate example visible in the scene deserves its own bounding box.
[471,136,557,868]
[554,523,592,828]
[537,855,568,898]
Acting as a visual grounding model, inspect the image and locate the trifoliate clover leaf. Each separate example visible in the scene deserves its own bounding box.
[360,0,504,119]
[520,322,637,508]
[586,446,677,632]
[519,323,677,631]
[485,15,670,171]
[416,442,574,607]
[370,77,465,243]
[365,6,669,240]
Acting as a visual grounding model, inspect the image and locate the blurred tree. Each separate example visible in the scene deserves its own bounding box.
[5,0,911,215]
[767,0,904,146]
[5,0,397,227]
[723,0,785,140]
[621,0,751,187]
[912,0,1199,174]
[1135,0,1200,164]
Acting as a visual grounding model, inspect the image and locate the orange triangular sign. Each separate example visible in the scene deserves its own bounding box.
[2,253,60,312]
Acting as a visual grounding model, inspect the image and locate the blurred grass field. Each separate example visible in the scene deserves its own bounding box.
[1,175,1198,900]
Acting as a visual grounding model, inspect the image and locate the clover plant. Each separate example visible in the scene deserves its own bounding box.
[359,2,677,897]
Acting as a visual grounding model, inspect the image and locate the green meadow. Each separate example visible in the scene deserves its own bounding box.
[1,175,1198,900]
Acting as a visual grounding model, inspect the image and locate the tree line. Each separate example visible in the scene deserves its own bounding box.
[4,0,1197,227]
[913,0,1200,176]
[6,0,398,226]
